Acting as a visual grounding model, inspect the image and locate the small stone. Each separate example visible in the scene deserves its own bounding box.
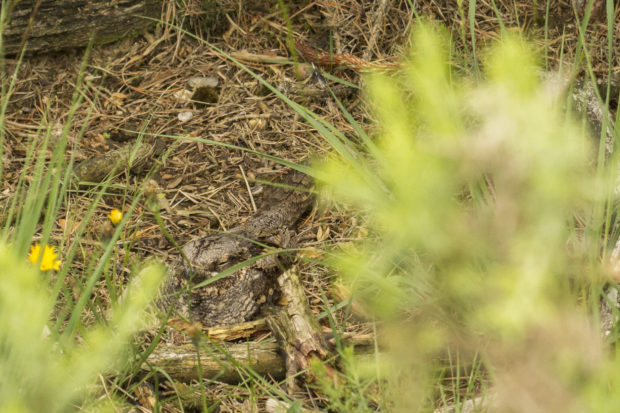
[178,111,193,122]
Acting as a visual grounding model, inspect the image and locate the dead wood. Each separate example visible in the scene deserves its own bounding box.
[144,340,285,384]
[166,317,270,343]
[265,266,329,394]
[204,318,269,341]
[571,79,617,156]
[144,319,377,385]
[2,0,164,55]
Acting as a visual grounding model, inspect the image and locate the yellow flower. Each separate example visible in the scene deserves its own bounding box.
[108,209,123,225]
[28,243,62,271]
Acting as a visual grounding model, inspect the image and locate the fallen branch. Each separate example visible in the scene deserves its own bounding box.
[205,318,269,341]
[144,340,285,384]
[2,0,162,55]
[144,266,330,387]
[265,266,330,394]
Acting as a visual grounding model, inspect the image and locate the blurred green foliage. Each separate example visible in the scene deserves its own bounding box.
[316,22,617,411]
[0,245,164,412]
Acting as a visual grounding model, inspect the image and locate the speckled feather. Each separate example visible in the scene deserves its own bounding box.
[163,170,313,327]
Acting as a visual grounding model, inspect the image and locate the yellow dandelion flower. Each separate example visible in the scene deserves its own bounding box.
[28,242,62,272]
[108,209,123,225]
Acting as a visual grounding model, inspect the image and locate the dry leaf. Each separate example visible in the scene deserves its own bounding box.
[317,225,330,242]
[109,92,127,106]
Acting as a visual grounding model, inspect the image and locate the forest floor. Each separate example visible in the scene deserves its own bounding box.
[3,1,619,411]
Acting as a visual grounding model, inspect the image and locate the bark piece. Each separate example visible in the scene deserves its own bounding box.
[205,318,269,341]
[571,79,616,157]
[166,317,270,342]
[144,340,285,383]
[2,0,163,55]
[265,266,329,394]
[143,320,373,385]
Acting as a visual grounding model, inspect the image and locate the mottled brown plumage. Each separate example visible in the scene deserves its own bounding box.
[163,170,313,327]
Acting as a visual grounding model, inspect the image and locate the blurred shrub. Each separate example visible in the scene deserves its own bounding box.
[0,244,164,412]
[316,22,616,411]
